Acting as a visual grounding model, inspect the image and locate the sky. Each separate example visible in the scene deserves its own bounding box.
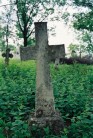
[48,21,75,48]
[0,0,79,54]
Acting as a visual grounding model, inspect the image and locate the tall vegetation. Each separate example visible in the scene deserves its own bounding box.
[0,60,93,137]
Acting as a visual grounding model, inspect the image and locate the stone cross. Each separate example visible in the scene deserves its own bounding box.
[20,44,65,62]
[21,22,64,135]
[20,44,65,70]
[20,40,65,65]
[2,48,13,65]
[20,22,65,115]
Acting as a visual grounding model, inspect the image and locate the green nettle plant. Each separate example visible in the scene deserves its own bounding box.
[0,59,93,138]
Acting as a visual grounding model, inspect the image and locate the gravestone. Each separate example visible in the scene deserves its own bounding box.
[20,37,65,70]
[20,44,65,62]
[21,22,64,136]
[20,45,65,70]
[2,48,13,65]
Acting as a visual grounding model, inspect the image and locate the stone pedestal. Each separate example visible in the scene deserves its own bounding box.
[29,111,64,137]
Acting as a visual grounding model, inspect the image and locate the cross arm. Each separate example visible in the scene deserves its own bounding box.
[20,46,37,61]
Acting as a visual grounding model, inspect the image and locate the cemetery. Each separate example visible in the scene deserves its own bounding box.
[0,0,93,137]
[0,22,93,138]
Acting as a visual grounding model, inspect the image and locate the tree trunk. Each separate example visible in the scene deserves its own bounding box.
[23,27,28,47]
[23,35,27,47]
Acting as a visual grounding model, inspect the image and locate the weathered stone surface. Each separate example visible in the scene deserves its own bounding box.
[29,111,64,137]
[20,46,37,60]
[20,44,65,61]
[48,44,65,61]
[35,22,55,117]
[24,22,64,136]
[20,38,65,62]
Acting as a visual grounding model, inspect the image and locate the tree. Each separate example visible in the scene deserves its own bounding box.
[15,0,53,47]
[66,0,93,57]
[81,31,93,55]
[0,0,15,51]
[68,43,86,58]
[73,0,93,9]
[73,0,93,31]
[73,11,93,31]
[68,30,93,58]
[0,0,67,48]
[68,43,78,57]
[0,25,6,51]
[15,0,67,47]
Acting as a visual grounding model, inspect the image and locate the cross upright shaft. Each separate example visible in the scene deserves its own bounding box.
[35,22,55,117]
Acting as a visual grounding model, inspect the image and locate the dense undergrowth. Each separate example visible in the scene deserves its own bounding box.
[0,59,93,138]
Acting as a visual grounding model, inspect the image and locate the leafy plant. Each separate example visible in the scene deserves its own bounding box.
[0,59,93,137]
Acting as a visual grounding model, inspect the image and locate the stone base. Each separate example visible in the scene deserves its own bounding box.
[28,111,64,137]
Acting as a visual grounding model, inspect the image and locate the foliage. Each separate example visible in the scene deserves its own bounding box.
[73,11,93,31]
[73,0,93,31]
[15,0,67,47]
[0,25,15,52]
[68,43,79,57]
[81,31,93,54]
[52,0,67,6]
[0,0,15,52]
[0,59,93,137]
[15,0,56,47]
[73,0,93,9]
[0,26,6,51]
[0,0,67,48]
[72,30,93,56]
[51,63,93,137]
[0,60,36,137]
[68,0,93,55]
[61,12,70,24]
[68,42,90,58]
